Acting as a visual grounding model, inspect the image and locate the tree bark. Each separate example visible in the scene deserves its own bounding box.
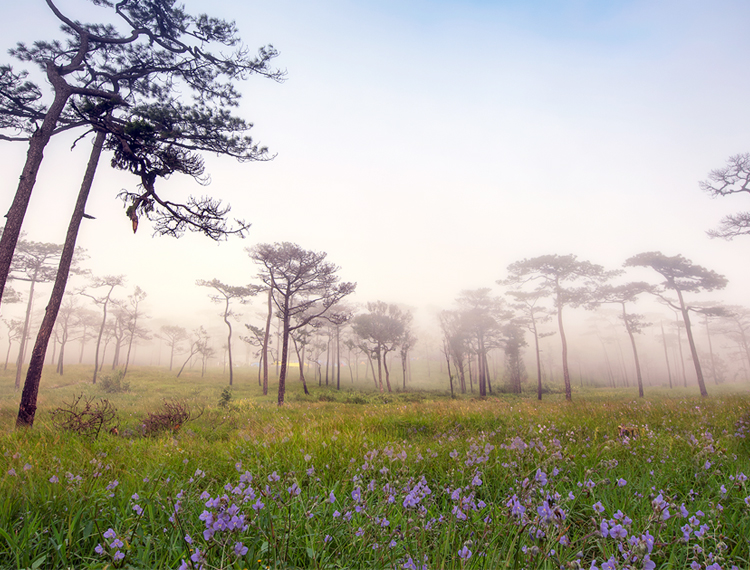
[16,130,105,428]
[0,68,73,310]
[261,288,272,395]
[676,289,708,397]
[277,296,290,406]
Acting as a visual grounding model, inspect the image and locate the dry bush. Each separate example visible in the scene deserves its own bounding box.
[50,393,118,440]
[141,399,202,436]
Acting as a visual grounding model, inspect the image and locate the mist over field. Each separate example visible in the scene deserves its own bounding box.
[2,1,750,566]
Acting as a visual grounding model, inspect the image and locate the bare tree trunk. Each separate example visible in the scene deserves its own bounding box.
[532,320,543,400]
[556,288,572,400]
[660,322,673,388]
[484,351,492,394]
[262,287,272,395]
[5,340,13,370]
[443,342,454,397]
[15,277,36,390]
[675,316,688,388]
[622,303,644,398]
[383,350,392,393]
[704,315,718,385]
[223,298,234,386]
[336,325,341,390]
[676,289,708,397]
[0,69,73,309]
[277,299,291,406]
[293,336,309,395]
[366,351,379,391]
[16,130,105,428]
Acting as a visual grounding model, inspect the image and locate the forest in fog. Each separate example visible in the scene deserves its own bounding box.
[3,235,749,404]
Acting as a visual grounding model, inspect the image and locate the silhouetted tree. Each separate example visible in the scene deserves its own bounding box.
[249,242,355,405]
[625,252,728,397]
[52,296,80,375]
[456,289,510,397]
[503,254,617,401]
[3,319,23,370]
[325,306,353,390]
[439,310,470,394]
[591,282,653,397]
[506,289,554,400]
[159,325,188,371]
[9,241,63,389]
[500,321,527,393]
[352,302,410,393]
[120,286,151,376]
[197,279,257,385]
[718,306,750,372]
[176,326,210,378]
[79,276,125,384]
[0,0,284,309]
[700,153,750,239]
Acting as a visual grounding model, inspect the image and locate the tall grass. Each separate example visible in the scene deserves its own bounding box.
[1,366,749,569]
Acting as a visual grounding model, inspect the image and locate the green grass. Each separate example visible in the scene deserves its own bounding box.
[1,365,750,569]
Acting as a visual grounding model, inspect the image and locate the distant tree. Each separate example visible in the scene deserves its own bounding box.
[159,325,188,371]
[197,279,258,385]
[79,276,125,384]
[625,252,728,397]
[324,306,354,390]
[120,286,151,376]
[290,323,317,395]
[439,310,470,394]
[240,322,265,386]
[506,289,555,400]
[399,327,417,391]
[260,287,274,395]
[52,296,80,375]
[3,319,24,370]
[8,240,80,389]
[591,282,653,397]
[352,302,409,393]
[455,289,509,397]
[503,254,617,401]
[1,284,21,305]
[500,321,527,393]
[176,327,211,378]
[76,309,99,364]
[249,242,356,405]
[109,307,129,369]
[718,306,750,370]
[700,153,750,239]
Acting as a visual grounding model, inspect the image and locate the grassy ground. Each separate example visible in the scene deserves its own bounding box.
[1,365,749,569]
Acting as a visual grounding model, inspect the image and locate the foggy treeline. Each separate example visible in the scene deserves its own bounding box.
[3,236,748,403]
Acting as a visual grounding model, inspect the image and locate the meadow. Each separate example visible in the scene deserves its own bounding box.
[1,365,749,569]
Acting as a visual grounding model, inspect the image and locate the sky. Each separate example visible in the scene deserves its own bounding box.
[2,0,750,354]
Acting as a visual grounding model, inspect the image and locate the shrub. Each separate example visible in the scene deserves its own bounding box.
[218,387,233,408]
[141,399,202,436]
[99,369,130,393]
[50,393,118,439]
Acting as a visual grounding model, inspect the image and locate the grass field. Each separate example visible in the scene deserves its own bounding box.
[1,365,749,569]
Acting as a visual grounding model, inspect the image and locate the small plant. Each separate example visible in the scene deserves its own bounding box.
[99,369,130,393]
[50,393,118,439]
[218,387,233,408]
[141,399,202,436]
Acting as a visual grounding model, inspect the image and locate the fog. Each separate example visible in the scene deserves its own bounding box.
[2,0,750,393]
